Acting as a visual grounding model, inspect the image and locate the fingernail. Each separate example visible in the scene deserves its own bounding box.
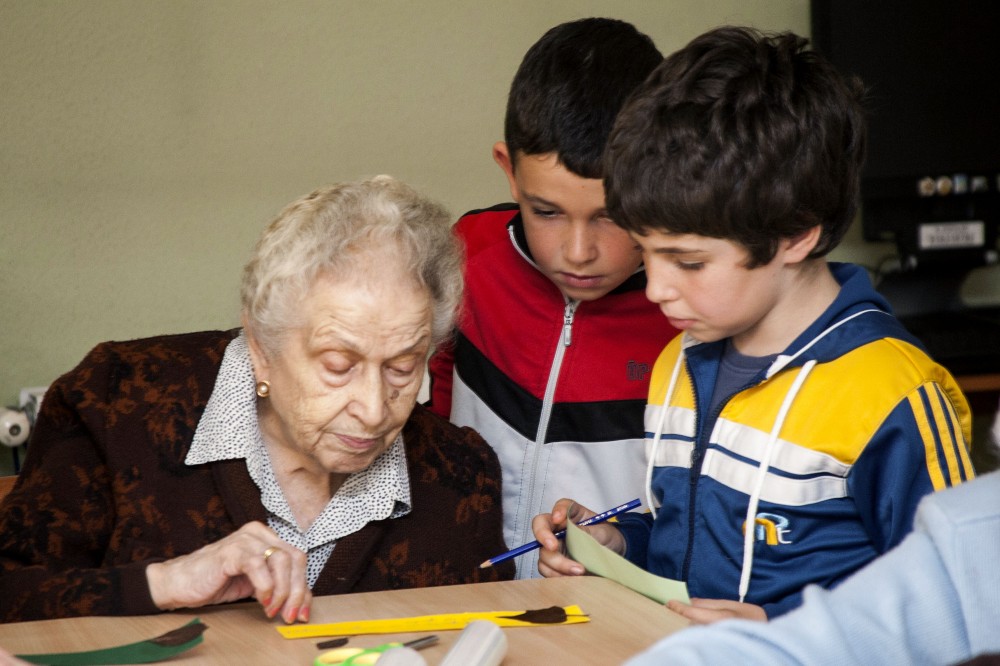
[299,606,310,623]
[266,605,279,619]
[284,606,299,623]
[261,595,272,607]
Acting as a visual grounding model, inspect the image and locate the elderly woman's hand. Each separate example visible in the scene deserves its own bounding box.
[0,647,31,666]
[532,498,627,578]
[145,521,311,624]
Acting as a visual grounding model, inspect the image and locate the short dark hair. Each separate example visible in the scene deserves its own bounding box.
[605,26,867,267]
[504,17,662,179]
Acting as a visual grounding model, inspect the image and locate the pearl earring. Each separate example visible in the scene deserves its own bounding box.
[255,380,271,398]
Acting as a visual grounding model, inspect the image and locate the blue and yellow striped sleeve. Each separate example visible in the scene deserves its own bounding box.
[850,380,974,552]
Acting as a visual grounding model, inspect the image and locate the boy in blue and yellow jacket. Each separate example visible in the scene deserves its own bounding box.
[532,26,974,620]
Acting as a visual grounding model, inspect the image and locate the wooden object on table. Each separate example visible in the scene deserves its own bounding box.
[954,373,1000,474]
[0,576,688,665]
[956,373,1000,395]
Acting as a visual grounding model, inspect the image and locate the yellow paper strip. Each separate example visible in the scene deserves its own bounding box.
[277,605,589,639]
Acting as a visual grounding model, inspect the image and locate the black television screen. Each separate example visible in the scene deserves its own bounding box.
[811,0,1000,269]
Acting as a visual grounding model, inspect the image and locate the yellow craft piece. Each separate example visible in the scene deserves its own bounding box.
[277,605,589,639]
[314,643,401,665]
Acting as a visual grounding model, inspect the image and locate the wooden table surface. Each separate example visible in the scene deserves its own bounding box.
[0,576,688,664]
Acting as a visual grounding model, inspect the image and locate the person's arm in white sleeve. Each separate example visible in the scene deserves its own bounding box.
[625,473,1000,666]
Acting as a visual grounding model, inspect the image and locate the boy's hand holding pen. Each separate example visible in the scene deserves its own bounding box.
[481,498,639,576]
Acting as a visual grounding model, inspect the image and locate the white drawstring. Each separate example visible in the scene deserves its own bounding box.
[646,348,686,520]
[766,309,884,378]
[737,359,817,602]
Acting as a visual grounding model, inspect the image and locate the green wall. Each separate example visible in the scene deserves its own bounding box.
[0,1,813,409]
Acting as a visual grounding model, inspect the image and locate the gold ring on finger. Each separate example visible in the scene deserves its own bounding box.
[263,546,278,562]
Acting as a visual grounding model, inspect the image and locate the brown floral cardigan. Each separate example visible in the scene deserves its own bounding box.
[0,330,513,622]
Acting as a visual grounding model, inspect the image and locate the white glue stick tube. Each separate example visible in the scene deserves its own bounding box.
[438,620,508,666]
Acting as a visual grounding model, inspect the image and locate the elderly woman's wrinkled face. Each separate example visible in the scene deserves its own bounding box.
[250,268,432,476]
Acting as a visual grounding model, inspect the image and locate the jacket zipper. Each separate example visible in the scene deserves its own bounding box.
[679,369,768,582]
[681,376,711,582]
[520,299,578,547]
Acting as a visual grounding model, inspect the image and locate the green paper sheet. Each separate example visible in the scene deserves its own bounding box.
[16,618,207,665]
[566,520,690,605]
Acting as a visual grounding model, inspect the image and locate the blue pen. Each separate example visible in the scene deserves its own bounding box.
[478,498,642,569]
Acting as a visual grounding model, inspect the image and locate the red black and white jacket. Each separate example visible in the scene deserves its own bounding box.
[428,204,679,577]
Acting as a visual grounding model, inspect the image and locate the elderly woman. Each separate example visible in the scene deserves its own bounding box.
[0,176,513,624]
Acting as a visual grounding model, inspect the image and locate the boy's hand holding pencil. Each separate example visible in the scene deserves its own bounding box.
[481,498,638,578]
[533,499,634,577]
